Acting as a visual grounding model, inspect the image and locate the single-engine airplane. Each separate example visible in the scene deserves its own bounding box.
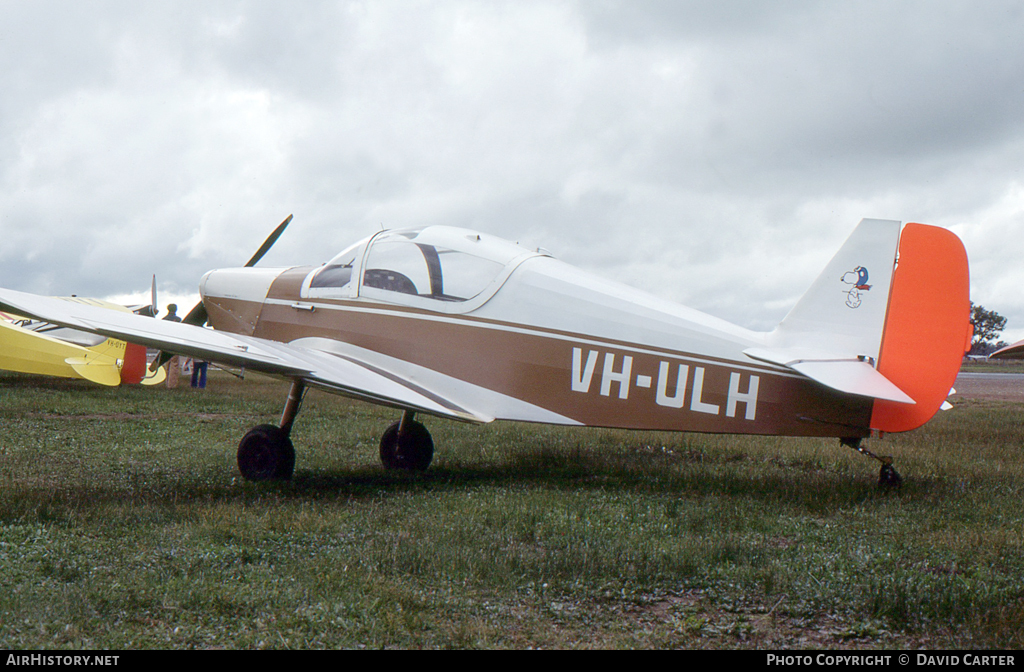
[0,217,971,485]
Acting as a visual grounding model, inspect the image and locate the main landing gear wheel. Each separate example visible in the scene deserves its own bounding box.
[238,424,296,481]
[380,416,434,472]
[236,380,305,482]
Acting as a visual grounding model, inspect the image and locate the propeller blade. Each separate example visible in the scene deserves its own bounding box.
[131,275,159,317]
[181,214,291,327]
[182,300,208,327]
[150,215,294,372]
[152,350,174,372]
[244,214,292,267]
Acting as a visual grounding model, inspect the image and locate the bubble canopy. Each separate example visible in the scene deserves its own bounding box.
[304,226,545,312]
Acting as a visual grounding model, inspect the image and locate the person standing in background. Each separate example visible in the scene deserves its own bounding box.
[162,304,182,388]
[191,360,208,389]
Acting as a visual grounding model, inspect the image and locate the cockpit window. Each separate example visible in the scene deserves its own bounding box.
[433,249,505,300]
[310,243,361,289]
[310,264,352,289]
[361,228,521,302]
[362,238,432,296]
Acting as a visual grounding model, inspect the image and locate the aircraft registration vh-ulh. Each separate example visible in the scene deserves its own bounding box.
[0,217,972,486]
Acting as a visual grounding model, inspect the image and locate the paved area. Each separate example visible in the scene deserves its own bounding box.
[954,372,1024,402]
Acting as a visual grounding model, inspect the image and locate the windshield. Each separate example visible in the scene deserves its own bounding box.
[310,241,362,290]
[361,227,531,303]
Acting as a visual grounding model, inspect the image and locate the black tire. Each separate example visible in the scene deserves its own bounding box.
[879,463,902,489]
[237,424,296,481]
[379,419,434,471]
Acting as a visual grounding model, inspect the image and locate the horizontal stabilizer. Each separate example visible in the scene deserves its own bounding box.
[65,356,122,386]
[140,366,167,386]
[744,346,915,404]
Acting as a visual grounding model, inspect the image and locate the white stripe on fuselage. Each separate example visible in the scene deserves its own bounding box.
[258,297,796,379]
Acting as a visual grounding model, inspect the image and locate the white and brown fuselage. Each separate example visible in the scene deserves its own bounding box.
[201,251,873,438]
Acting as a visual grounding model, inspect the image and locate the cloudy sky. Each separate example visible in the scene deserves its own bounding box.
[2,1,1023,342]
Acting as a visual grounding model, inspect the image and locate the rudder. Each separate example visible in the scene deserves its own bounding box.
[870,223,972,433]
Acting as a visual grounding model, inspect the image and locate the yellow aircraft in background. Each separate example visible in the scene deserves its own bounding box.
[0,295,166,387]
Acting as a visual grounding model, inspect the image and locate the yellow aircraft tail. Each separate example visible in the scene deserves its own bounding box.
[0,318,123,385]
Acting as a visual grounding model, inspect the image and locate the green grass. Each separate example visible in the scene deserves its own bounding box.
[960,359,1024,373]
[0,370,1022,648]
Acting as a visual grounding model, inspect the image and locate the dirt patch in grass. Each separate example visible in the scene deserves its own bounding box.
[26,412,233,421]
[622,590,915,649]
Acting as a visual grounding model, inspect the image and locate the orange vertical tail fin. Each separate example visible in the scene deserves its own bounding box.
[870,223,972,433]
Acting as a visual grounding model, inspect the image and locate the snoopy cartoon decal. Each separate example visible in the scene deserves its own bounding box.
[841,266,872,308]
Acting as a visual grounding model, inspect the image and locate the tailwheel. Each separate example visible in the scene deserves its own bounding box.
[380,412,434,472]
[238,424,296,481]
[841,437,902,489]
[878,462,903,489]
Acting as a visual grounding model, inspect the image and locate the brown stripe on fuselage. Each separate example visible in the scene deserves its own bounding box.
[266,267,308,299]
[209,267,873,437]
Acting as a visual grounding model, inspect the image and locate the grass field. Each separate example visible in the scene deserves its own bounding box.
[0,369,1022,649]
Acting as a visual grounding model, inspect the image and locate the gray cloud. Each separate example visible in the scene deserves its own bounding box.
[1,0,1022,341]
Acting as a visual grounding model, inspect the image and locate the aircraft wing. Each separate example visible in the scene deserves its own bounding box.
[990,339,1024,360]
[0,287,491,423]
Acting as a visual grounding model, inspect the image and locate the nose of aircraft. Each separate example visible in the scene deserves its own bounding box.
[200,267,287,336]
